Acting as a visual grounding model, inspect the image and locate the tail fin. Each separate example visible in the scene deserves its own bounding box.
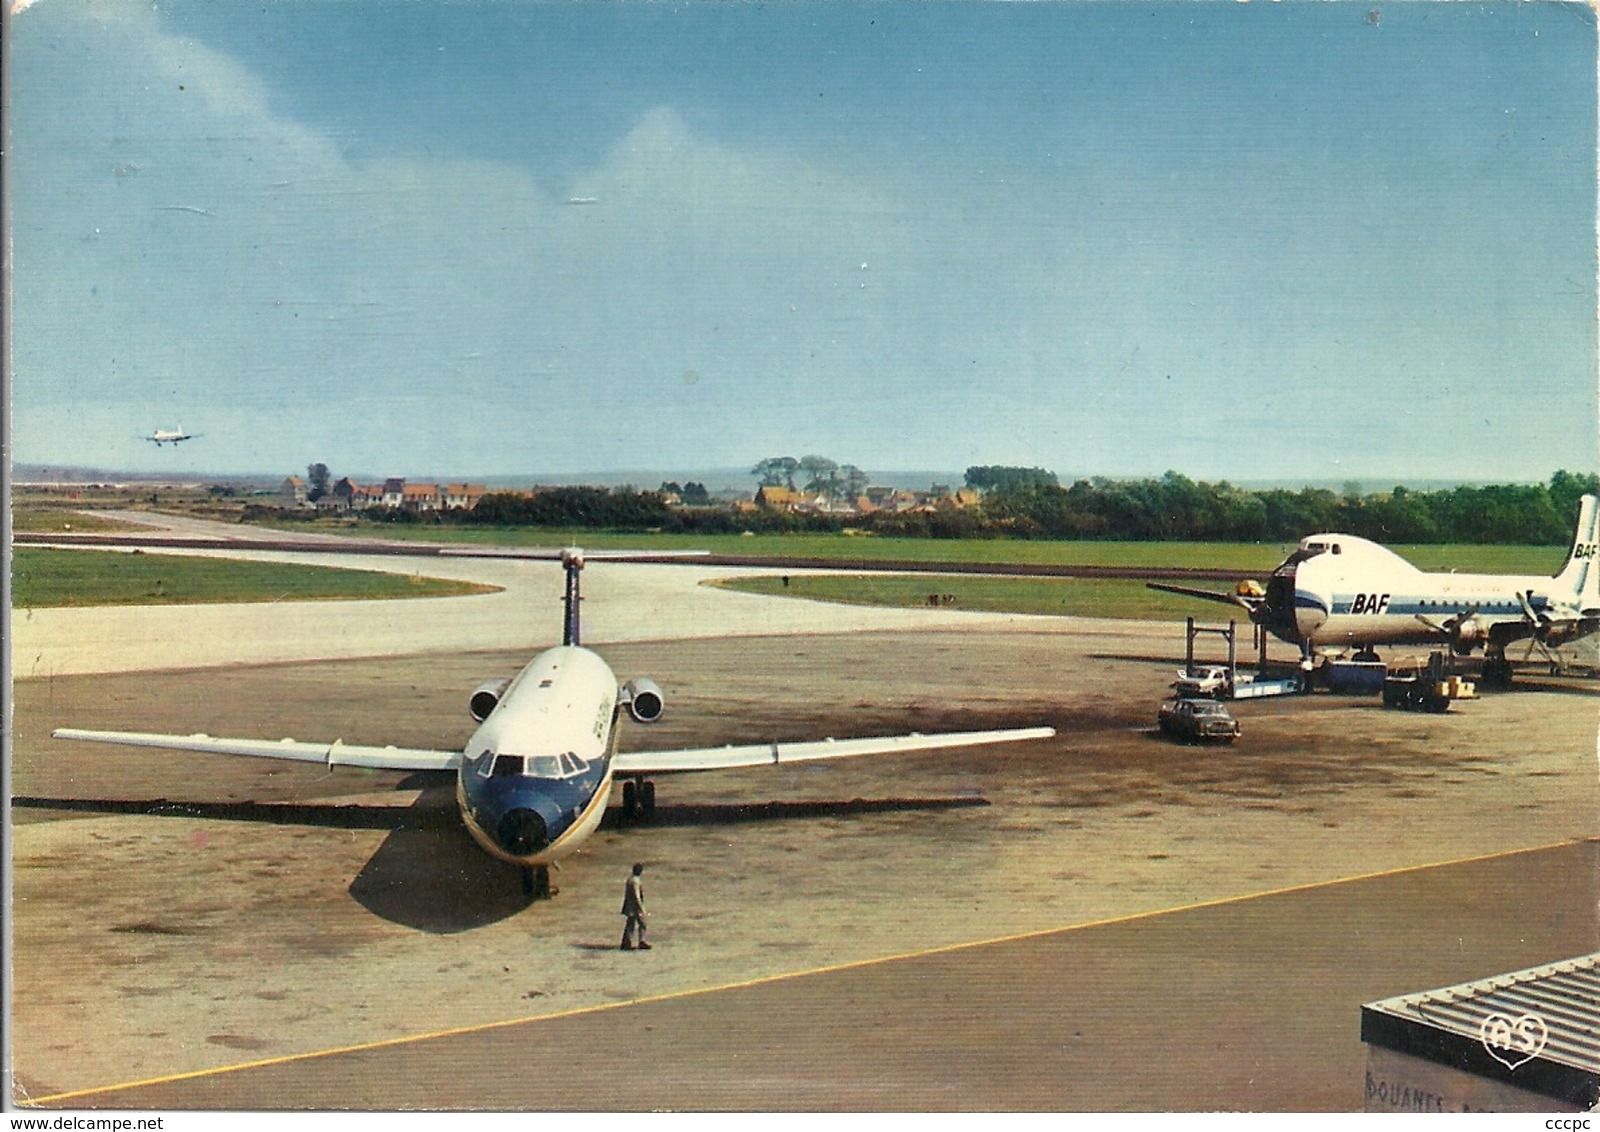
[1553,494,1599,611]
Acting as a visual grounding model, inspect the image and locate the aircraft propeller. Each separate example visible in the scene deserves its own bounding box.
[1413,606,1480,653]
[1512,590,1581,672]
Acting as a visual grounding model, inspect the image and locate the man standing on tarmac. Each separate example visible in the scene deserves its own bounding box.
[620,862,650,951]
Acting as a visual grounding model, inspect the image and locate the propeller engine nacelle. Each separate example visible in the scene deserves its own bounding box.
[621,678,665,723]
[469,677,512,722]
[1449,618,1488,655]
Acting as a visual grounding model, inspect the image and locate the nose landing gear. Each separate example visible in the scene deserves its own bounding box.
[620,778,657,821]
[521,866,556,900]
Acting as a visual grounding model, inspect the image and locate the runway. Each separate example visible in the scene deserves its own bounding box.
[10,513,1599,1111]
[13,513,1100,678]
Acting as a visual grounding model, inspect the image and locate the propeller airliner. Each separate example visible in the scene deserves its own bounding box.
[1150,494,1600,684]
[54,550,1056,897]
[142,427,198,446]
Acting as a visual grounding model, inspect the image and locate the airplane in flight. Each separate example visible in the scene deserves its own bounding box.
[55,549,1055,898]
[143,426,199,447]
[1150,494,1600,685]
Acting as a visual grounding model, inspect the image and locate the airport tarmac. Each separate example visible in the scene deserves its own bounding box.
[9,522,1600,1109]
[22,840,1598,1111]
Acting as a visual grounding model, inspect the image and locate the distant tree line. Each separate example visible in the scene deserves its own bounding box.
[243,467,1598,546]
[659,481,712,506]
[969,469,1597,545]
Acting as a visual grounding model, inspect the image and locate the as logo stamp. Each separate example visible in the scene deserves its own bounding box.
[1479,1011,1548,1070]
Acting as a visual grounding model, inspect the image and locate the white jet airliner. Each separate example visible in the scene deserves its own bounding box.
[55,550,1055,897]
[1151,494,1600,684]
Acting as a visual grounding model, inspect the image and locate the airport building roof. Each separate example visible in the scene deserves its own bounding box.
[1361,953,1600,1108]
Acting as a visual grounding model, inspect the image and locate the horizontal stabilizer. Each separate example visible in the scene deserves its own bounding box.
[51,728,461,772]
[611,725,1055,775]
[1146,581,1253,609]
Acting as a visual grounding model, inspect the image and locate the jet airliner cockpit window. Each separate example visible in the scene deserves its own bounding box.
[491,754,525,778]
[526,755,562,777]
[476,751,590,779]
[1278,546,1328,572]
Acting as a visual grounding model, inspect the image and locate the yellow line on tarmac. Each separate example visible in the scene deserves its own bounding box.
[25,836,1596,1107]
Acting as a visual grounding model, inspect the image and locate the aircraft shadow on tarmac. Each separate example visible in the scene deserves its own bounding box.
[13,792,988,935]
[9,793,456,829]
[12,790,529,934]
[602,795,987,830]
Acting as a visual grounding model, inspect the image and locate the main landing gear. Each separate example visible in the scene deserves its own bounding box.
[521,866,557,900]
[1480,653,1515,689]
[621,778,657,821]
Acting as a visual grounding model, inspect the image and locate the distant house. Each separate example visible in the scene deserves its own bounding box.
[862,486,898,511]
[401,483,442,511]
[813,494,859,515]
[894,483,978,513]
[331,478,388,510]
[443,483,487,510]
[279,476,309,508]
[755,485,810,511]
[331,477,362,509]
[299,476,490,513]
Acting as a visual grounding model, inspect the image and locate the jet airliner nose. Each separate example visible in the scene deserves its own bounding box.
[498,808,549,855]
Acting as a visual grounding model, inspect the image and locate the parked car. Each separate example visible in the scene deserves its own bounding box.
[1170,664,1252,698]
[1172,665,1228,697]
[1158,697,1242,743]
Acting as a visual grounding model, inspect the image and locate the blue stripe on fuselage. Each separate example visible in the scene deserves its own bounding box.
[1294,592,1330,615]
[1328,595,1532,617]
[460,762,609,855]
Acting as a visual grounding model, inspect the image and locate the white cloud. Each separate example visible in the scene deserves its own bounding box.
[9,3,1595,480]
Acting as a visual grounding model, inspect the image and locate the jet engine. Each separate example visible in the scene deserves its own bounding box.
[622,678,665,723]
[469,677,512,722]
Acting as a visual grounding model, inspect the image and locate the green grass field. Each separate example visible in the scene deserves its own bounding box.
[16,520,1573,619]
[708,573,1233,621]
[252,520,1570,575]
[12,509,161,534]
[12,547,498,609]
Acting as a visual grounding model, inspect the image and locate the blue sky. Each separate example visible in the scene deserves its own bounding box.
[8,0,1597,483]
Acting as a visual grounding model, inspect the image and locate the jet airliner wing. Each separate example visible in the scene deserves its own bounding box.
[51,729,461,772]
[611,725,1055,775]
